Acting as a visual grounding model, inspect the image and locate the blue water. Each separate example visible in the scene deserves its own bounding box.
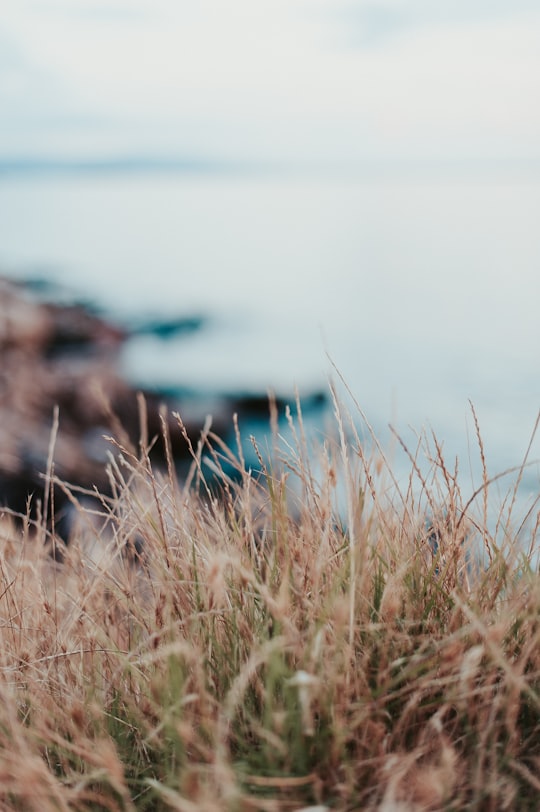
[0,168,539,523]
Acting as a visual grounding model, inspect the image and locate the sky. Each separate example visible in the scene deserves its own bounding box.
[1,0,540,165]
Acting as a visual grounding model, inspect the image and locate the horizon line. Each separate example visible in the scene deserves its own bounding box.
[1,154,539,179]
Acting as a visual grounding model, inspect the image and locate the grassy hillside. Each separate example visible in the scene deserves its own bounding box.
[0,390,538,811]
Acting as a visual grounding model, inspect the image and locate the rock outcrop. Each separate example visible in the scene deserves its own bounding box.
[0,278,206,538]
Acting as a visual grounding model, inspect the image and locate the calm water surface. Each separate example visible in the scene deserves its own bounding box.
[1,170,539,513]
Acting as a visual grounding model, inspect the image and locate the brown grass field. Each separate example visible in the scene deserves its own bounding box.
[0,387,538,811]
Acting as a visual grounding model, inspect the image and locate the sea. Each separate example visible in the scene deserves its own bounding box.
[1,165,539,532]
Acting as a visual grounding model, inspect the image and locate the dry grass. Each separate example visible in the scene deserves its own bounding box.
[0,389,538,811]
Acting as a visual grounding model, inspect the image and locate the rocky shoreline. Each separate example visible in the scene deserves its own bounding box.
[0,276,327,541]
[0,277,180,537]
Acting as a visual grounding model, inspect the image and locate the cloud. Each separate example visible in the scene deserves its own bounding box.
[1,1,540,162]
[343,16,540,155]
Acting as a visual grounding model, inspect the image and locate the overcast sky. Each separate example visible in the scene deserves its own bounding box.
[2,0,540,164]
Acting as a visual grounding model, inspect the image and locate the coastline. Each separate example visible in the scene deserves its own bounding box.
[0,275,327,540]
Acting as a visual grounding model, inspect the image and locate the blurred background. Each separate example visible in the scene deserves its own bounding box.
[1,0,540,510]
